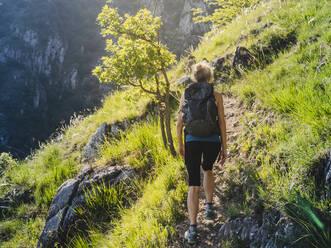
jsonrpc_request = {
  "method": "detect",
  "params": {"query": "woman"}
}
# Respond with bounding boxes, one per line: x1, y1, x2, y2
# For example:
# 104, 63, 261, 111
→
176, 61, 227, 245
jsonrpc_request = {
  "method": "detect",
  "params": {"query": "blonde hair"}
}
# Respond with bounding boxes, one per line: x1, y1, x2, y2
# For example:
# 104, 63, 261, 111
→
192, 62, 214, 83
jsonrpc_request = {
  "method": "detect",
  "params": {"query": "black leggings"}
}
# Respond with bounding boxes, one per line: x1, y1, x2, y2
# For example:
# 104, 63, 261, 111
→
184, 141, 221, 186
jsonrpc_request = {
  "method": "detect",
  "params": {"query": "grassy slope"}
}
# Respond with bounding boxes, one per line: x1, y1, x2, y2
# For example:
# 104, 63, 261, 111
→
73, 0, 330, 247
0, 0, 330, 247
0, 90, 150, 247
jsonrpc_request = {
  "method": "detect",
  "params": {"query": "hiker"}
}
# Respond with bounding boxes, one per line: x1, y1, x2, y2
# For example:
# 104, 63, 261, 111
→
176, 61, 227, 245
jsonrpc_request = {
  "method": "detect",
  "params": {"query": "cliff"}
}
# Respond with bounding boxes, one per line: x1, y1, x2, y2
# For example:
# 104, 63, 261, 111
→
0, 0, 210, 157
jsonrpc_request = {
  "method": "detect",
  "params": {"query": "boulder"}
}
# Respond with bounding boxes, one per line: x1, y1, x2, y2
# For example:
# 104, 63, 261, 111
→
175, 76, 194, 86
82, 122, 112, 163
219, 212, 307, 248
37, 165, 135, 248
184, 55, 196, 74
232, 46, 255, 72
211, 56, 231, 83
81, 109, 155, 164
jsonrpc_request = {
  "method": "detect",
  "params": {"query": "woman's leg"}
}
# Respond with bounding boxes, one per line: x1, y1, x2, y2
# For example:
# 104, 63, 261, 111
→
185, 141, 203, 225
202, 142, 221, 204
203, 170, 214, 204
187, 186, 200, 225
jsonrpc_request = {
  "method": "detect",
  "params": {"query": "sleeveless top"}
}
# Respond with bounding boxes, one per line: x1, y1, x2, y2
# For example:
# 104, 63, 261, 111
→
185, 133, 220, 143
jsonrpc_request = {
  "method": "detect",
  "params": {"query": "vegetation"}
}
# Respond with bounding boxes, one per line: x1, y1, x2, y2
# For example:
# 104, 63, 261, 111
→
94, 4, 177, 156
0, 0, 330, 247
190, 0, 331, 245
193, 0, 259, 28
0, 91, 150, 247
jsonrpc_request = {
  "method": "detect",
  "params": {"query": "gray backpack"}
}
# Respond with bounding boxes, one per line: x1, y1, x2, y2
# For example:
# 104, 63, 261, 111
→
182, 82, 219, 137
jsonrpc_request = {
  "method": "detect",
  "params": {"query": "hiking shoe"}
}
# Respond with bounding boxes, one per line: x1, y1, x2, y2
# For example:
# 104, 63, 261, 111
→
184, 229, 197, 245
205, 205, 216, 220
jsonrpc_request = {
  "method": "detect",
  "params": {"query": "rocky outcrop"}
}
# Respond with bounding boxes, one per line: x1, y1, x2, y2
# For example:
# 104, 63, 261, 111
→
175, 76, 195, 86
0, 0, 111, 158
82, 122, 112, 163
82, 107, 154, 163
232, 46, 255, 73
0, 0, 211, 158
211, 56, 232, 83
219, 212, 306, 248
37, 165, 135, 248
114, 0, 212, 56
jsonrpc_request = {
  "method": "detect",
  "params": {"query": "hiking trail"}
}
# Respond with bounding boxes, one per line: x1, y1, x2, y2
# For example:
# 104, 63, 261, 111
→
169, 94, 247, 247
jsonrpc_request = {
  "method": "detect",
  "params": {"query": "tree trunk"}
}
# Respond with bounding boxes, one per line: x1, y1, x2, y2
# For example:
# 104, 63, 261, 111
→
162, 69, 176, 157
158, 102, 168, 150
155, 75, 168, 150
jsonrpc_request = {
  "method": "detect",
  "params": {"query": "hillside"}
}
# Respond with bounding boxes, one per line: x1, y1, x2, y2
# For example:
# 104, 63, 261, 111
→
0, 0, 210, 158
0, 0, 330, 247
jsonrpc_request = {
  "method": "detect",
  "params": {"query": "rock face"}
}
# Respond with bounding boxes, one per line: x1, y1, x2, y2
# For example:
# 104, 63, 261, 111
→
0, 0, 211, 158
37, 165, 135, 248
112, 0, 211, 56
175, 76, 195, 87
82, 122, 112, 163
219, 212, 307, 248
0, 0, 112, 158
82, 108, 154, 163
232, 46, 255, 72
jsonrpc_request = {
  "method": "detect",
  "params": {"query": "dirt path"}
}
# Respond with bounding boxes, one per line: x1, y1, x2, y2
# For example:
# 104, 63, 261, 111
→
168, 94, 246, 248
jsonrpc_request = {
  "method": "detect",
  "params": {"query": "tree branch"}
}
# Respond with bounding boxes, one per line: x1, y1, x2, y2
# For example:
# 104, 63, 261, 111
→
139, 80, 158, 95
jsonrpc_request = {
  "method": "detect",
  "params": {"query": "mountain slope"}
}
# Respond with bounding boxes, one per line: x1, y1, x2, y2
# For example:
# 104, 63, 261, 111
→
0, 0, 330, 247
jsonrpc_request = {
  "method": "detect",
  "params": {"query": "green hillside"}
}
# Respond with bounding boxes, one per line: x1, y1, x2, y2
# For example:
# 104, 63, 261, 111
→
0, 0, 330, 247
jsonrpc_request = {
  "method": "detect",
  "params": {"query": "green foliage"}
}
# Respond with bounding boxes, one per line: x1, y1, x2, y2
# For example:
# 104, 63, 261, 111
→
285, 196, 331, 248
99, 121, 170, 172
94, 2, 177, 155
0, 217, 44, 248
93, 5, 176, 96
193, 0, 259, 27
0, 89, 150, 247
68, 121, 186, 248
67, 182, 132, 246
0, 153, 17, 177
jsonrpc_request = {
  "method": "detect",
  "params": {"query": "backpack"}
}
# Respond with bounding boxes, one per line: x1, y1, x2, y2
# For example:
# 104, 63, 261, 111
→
182, 82, 219, 137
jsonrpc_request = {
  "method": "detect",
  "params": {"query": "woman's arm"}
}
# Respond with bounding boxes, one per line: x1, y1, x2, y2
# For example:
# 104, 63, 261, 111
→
176, 94, 185, 157
216, 92, 227, 164
176, 111, 184, 157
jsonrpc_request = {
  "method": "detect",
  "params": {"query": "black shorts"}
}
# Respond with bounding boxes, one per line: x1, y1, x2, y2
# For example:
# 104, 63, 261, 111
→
184, 141, 221, 186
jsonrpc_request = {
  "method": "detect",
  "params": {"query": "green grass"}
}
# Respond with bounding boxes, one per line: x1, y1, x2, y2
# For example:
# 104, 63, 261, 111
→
0, 89, 151, 247
171, 0, 330, 245
67, 121, 187, 248
1, 0, 331, 246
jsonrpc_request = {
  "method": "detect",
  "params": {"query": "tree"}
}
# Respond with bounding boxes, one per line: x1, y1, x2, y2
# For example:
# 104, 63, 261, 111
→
193, 0, 259, 28
93, 2, 177, 156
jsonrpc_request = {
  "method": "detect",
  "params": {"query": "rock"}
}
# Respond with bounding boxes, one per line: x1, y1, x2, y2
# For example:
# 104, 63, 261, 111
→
211, 57, 226, 72
226, 53, 233, 60
0, 197, 12, 218
175, 76, 194, 86
317, 55, 328, 72
1, 0, 212, 158
211, 56, 232, 83
82, 122, 112, 163
185, 55, 196, 74
218, 211, 307, 248
232, 46, 255, 72
233, 121, 240, 128
81, 111, 154, 164
37, 165, 135, 248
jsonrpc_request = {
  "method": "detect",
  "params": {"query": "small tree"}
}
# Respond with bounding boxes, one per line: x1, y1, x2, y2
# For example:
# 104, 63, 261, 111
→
193, 0, 259, 28
93, 3, 177, 156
